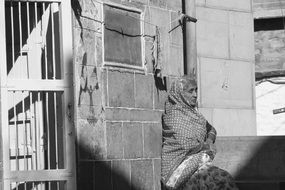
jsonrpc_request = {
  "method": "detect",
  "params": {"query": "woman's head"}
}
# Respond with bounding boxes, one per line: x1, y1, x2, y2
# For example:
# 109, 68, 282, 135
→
169, 76, 198, 108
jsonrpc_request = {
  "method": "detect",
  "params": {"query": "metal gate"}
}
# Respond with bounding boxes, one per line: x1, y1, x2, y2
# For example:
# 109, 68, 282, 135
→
0, 0, 76, 190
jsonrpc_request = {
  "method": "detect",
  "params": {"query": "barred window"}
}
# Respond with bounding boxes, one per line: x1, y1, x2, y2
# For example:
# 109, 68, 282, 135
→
103, 4, 143, 68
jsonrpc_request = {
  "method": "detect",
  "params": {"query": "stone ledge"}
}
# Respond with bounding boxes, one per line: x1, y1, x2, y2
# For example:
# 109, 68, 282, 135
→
105, 107, 163, 122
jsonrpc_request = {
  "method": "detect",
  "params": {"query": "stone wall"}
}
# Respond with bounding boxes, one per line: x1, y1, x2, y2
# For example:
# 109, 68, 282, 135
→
196, 0, 256, 136
72, 0, 184, 189
72, 0, 257, 189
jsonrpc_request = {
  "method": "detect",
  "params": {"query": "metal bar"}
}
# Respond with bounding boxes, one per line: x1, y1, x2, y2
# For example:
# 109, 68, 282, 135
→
10, 1, 15, 67
43, 2, 48, 80
7, 79, 70, 91
35, 92, 39, 171
13, 91, 19, 171
27, 2, 30, 35
22, 91, 28, 171
46, 92, 51, 190
18, 1, 23, 78
8, 170, 73, 182
0, 1, 11, 184
35, 1, 38, 39
26, 2, 30, 79
29, 92, 35, 170
51, 3, 56, 79
40, 92, 45, 171
35, 1, 38, 80
37, 91, 42, 170
4, 0, 62, 2
45, 93, 50, 168
54, 92, 59, 169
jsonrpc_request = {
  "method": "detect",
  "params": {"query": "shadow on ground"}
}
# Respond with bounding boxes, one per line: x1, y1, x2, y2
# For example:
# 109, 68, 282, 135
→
214, 136, 285, 190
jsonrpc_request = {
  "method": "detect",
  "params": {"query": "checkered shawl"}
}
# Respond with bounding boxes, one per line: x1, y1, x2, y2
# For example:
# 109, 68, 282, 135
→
161, 79, 216, 186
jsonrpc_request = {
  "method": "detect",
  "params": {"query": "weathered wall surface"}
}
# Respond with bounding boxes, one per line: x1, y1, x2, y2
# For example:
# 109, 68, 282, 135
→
196, 0, 256, 136
72, 0, 184, 189
253, 0, 285, 18
255, 30, 285, 75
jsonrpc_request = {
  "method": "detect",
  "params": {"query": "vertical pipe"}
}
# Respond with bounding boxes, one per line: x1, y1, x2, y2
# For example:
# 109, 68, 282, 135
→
185, 0, 197, 77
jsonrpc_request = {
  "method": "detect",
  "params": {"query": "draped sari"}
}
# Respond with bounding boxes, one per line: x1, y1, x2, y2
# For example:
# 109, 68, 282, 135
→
161, 77, 238, 190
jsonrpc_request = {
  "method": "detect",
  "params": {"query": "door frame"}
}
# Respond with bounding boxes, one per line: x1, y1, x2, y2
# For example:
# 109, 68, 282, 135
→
0, 0, 76, 189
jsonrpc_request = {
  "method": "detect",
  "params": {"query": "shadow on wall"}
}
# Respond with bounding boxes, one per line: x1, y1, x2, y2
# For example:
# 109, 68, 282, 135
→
214, 136, 285, 190
71, 1, 145, 189
77, 143, 143, 190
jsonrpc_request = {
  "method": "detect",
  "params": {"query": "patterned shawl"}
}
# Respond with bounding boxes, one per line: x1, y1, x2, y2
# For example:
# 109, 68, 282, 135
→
161, 77, 216, 184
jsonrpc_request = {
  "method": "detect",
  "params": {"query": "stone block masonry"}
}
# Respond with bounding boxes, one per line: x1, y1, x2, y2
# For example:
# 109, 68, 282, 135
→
72, 0, 256, 190
72, 0, 180, 188
102, 66, 166, 189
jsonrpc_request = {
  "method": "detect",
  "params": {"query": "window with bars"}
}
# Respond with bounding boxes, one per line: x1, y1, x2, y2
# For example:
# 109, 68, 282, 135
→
103, 4, 144, 69
5, 1, 62, 79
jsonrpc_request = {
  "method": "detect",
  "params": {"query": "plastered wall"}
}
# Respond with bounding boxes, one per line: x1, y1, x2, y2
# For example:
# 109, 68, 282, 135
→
196, 0, 257, 136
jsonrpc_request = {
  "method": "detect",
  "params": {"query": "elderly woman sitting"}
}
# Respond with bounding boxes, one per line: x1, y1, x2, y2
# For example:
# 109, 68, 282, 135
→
161, 76, 238, 190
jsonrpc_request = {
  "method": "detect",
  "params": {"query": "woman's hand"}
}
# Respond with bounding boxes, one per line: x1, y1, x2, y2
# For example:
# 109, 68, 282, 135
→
202, 140, 217, 160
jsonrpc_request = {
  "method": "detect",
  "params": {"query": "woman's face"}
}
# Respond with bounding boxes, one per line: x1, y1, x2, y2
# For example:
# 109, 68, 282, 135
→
181, 82, 198, 107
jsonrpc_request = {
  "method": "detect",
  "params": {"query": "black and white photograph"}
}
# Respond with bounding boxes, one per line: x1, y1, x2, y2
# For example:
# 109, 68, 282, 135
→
0, 0, 284, 189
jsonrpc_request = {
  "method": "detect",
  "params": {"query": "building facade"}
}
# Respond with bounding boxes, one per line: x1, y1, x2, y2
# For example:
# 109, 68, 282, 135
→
0, 0, 256, 189
253, 0, 285, 135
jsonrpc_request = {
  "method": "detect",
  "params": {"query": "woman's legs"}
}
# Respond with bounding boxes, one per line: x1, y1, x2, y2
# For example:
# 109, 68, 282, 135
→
182, 164, 239, 190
